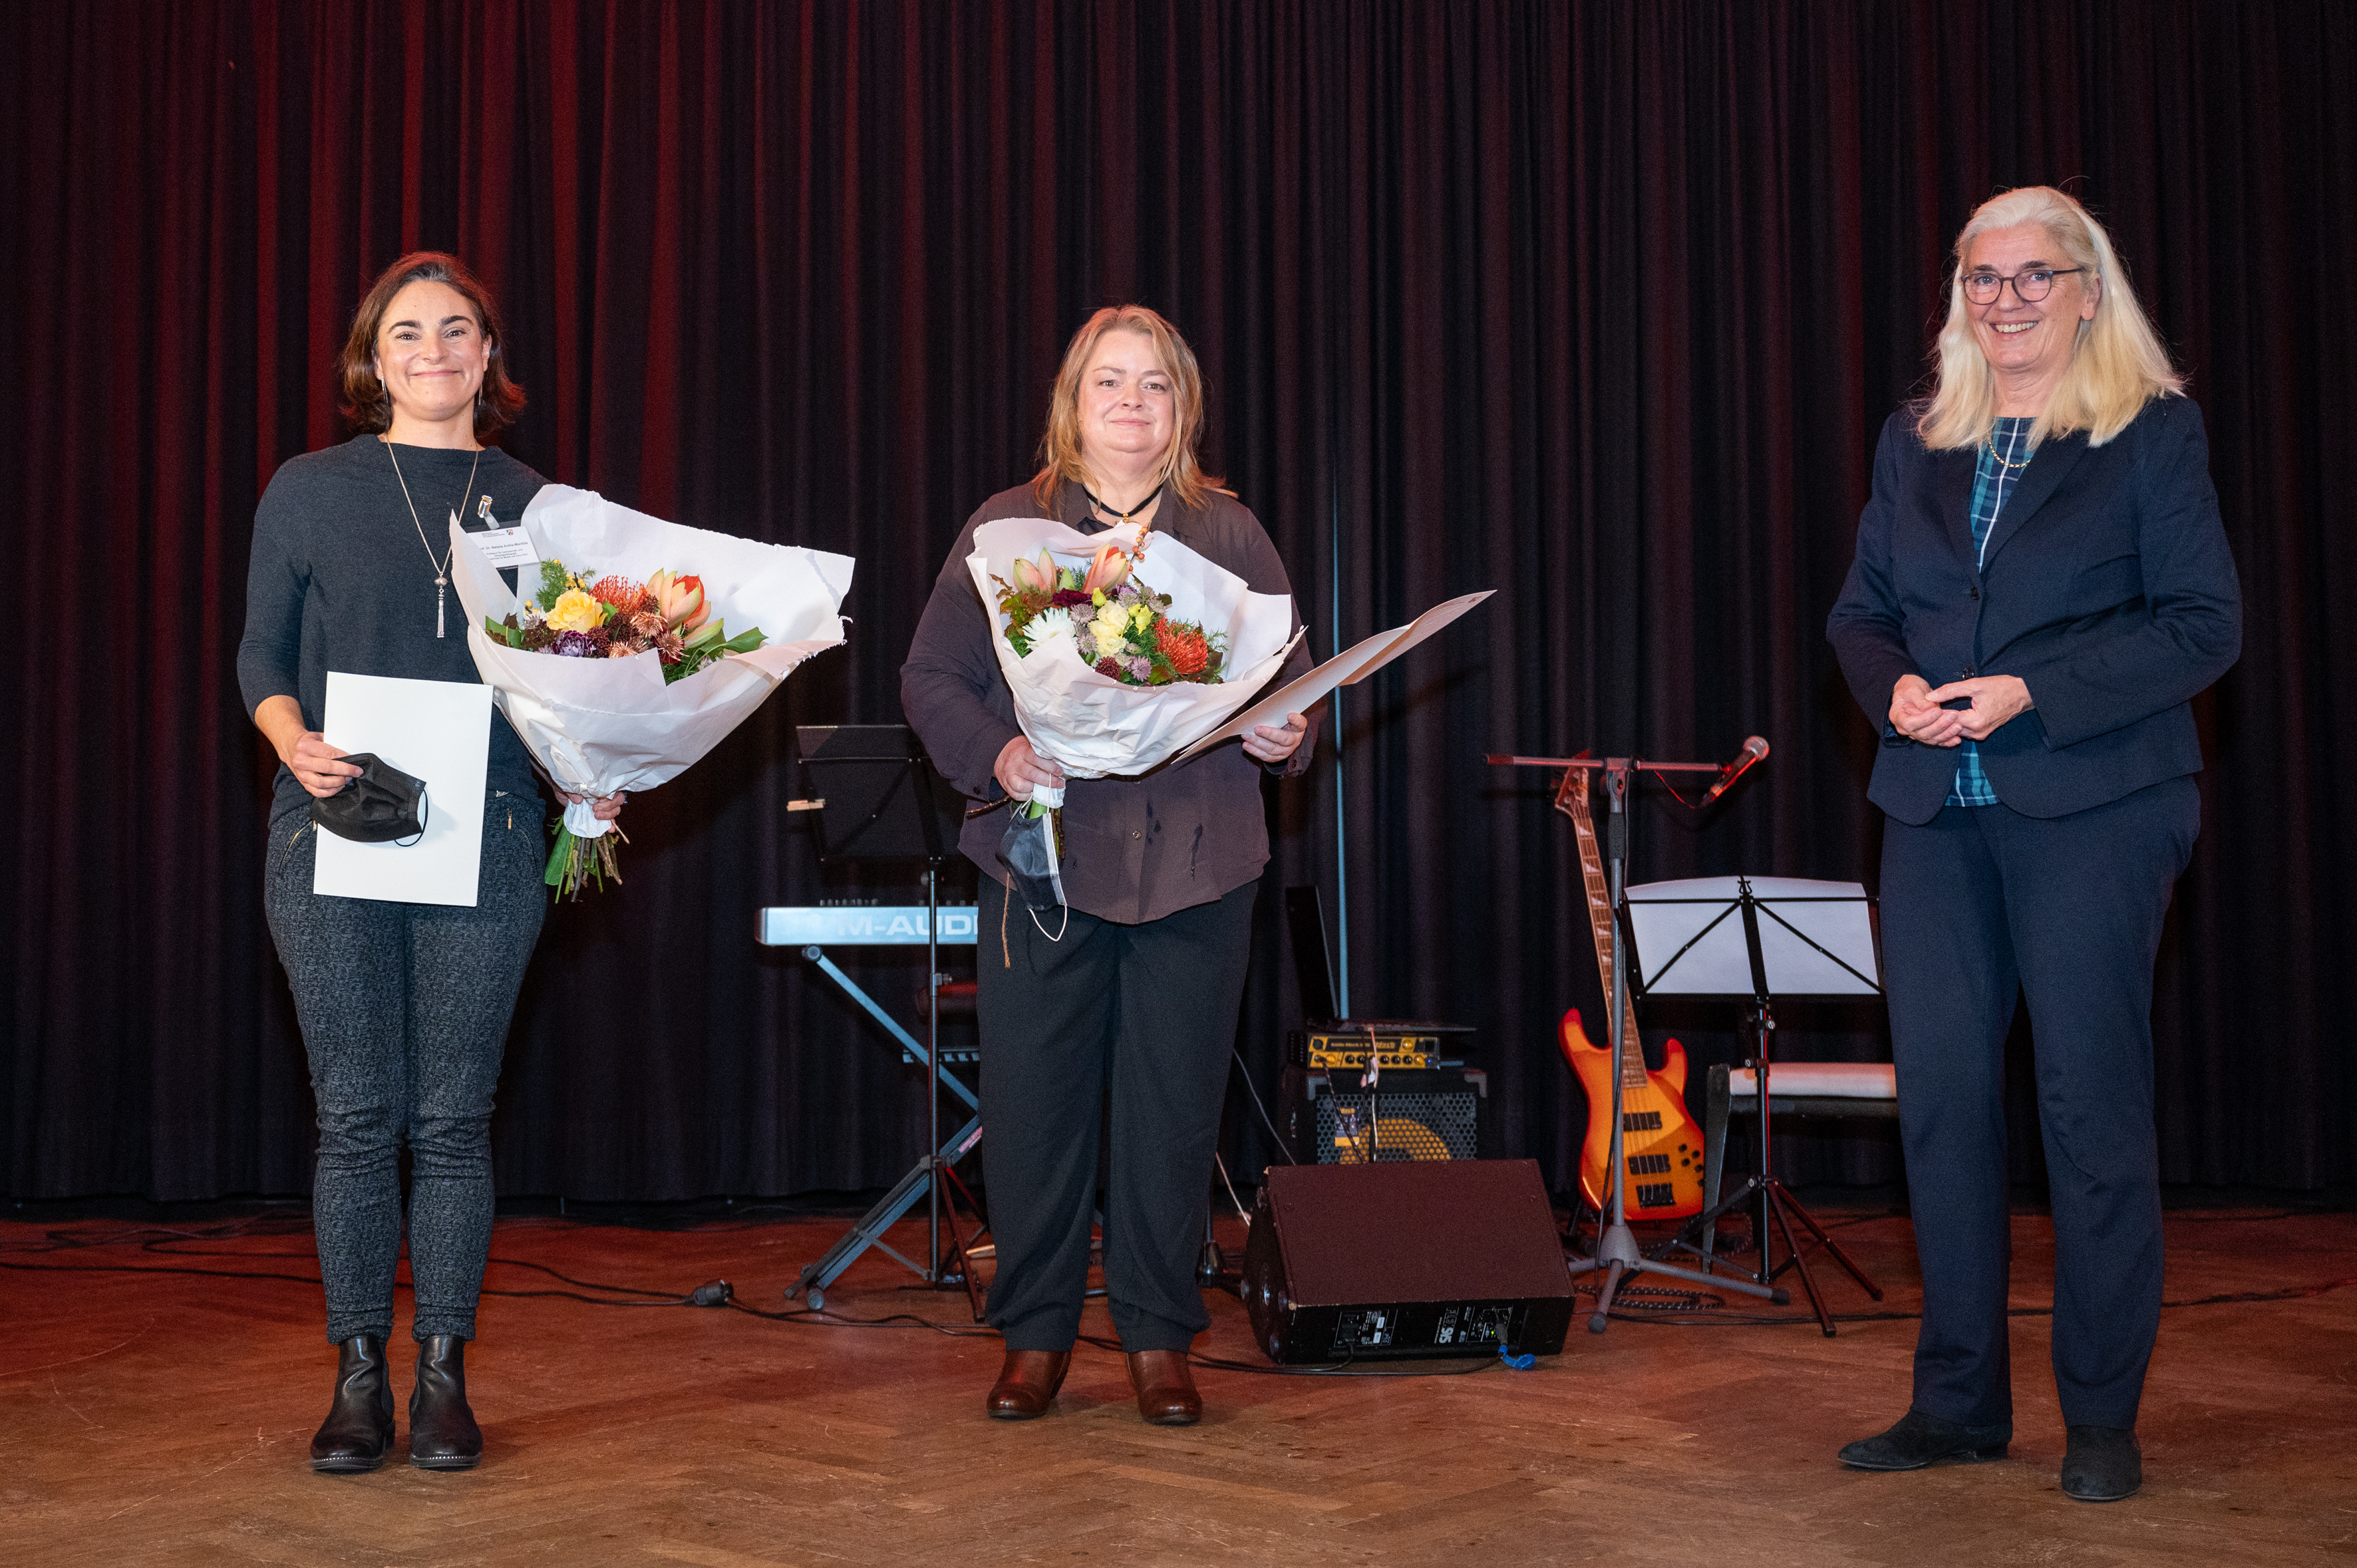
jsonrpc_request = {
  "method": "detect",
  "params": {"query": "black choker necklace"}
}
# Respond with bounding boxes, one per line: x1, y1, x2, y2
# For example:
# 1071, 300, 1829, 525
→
1084, 481, 1164, 525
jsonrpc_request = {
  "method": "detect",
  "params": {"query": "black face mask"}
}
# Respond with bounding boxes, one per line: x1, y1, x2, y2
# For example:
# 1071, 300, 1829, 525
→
311, 753, 429, 846
998, 806, 1066, 912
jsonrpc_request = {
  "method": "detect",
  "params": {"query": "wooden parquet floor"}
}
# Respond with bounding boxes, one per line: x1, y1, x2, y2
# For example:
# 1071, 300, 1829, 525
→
2, 1199, 2351, 1567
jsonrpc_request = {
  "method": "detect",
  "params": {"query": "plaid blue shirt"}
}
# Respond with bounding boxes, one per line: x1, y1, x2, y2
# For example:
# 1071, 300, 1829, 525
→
1950, 417, 2034, 806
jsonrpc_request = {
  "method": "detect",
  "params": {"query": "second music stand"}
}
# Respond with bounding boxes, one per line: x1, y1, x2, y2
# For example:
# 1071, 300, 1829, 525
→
1621, 874, 1886, 1334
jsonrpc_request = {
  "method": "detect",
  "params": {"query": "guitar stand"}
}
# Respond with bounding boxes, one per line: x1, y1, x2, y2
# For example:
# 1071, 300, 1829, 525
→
1671, 1001, 1883, 1336
1493, 754, 1787, 1333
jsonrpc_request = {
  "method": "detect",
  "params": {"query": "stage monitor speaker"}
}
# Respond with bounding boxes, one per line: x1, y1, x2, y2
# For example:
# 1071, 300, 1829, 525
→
1241, 1160, 1574, 1363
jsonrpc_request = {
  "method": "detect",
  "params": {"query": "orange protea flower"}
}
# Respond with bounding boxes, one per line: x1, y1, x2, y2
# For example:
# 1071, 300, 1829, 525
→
589, 575, 649, 617
1158, 622, 1211, 677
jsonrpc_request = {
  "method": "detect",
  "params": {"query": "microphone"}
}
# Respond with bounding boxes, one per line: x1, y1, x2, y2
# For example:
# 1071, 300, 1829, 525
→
1702, 736, 1770, 804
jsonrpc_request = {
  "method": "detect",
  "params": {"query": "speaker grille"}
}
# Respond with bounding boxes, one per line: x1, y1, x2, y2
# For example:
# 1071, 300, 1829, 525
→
1315, 1090, 1476, 1162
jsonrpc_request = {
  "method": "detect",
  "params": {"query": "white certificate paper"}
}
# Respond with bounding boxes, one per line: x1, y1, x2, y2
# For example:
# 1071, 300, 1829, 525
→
313, 673, 493, 907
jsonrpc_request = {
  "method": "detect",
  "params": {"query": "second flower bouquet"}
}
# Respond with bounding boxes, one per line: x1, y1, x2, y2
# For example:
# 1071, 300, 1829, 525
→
965, 514, 1299, 785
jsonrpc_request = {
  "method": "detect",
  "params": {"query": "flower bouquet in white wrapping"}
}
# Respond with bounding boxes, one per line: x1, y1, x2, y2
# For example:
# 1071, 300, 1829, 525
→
450, 484, 854, 897
965, 514, 1299, 911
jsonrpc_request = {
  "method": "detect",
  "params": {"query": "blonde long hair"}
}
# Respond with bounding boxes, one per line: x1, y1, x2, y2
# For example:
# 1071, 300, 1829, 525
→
1030, 305, 1229, 513
1919, 186, 2182, 450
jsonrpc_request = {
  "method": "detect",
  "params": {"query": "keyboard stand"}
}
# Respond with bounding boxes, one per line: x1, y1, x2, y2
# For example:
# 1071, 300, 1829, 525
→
774, 725, 986, 1313
786, 938, 983, 1311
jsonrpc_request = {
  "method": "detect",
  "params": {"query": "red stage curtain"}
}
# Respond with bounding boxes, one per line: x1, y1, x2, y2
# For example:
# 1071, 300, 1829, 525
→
1, 1, 2350, 1200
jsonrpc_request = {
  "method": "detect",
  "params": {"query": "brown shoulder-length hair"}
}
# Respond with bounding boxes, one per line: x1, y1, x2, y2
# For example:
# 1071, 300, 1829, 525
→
1030, 305, 1230, 513
337, 251, 526, 440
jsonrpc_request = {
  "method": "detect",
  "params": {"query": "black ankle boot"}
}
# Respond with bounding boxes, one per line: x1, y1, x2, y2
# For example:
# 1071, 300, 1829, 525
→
407, 1334, 483, 1470
309, 1334, 394, 1474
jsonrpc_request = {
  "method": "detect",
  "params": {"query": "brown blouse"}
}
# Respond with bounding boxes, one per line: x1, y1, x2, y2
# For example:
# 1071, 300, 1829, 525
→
900, 478, 1320, 925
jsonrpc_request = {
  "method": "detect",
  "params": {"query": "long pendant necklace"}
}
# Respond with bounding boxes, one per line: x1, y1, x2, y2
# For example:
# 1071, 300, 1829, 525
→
385, 439, 483, 637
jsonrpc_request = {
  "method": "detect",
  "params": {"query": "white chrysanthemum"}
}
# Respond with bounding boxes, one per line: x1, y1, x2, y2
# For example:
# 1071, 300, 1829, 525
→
1028, 606, 1074, 654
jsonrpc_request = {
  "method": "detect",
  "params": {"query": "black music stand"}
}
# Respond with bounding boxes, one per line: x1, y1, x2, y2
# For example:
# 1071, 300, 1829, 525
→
1622, 875, 1885, 1335
786, 725, 979, 1309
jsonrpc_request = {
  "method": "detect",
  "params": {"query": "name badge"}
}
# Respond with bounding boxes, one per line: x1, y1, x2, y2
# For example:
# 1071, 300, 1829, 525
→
469, 526, 542, 569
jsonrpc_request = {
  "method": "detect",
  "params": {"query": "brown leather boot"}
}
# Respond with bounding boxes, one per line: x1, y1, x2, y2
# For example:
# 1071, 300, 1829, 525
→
1125, 1349, 1201, 1426
987, 1349, 1072, 1420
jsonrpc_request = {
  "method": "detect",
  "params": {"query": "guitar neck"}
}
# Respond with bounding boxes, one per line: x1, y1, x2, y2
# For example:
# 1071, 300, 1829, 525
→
1555, 768, 1648, 1091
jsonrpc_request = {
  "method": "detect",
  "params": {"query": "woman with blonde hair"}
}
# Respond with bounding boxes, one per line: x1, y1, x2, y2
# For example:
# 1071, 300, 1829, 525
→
903, 305, 1315, 1425
1827, 187, 2239, 1500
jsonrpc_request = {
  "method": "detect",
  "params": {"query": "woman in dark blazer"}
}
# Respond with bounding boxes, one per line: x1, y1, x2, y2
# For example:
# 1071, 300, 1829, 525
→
1826, 186, 2239, 1502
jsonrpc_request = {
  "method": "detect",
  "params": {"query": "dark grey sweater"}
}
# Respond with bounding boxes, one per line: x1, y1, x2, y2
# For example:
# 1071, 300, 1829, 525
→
237, 434, 546, 821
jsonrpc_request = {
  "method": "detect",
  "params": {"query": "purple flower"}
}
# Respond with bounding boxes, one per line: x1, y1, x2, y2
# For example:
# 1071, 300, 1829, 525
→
553, 631, 597, 658
1127, 655, 1153, 681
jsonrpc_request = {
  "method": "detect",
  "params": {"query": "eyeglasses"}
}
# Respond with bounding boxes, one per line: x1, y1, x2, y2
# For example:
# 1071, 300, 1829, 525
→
1961, 266, 2085, 305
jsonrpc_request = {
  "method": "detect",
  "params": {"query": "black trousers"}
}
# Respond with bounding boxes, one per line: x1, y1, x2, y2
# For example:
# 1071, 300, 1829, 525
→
975, 875, 1257, 1353
1878, 776, 2199, 1430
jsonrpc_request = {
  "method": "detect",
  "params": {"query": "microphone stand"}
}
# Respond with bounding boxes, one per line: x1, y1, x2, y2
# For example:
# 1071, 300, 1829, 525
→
1487, 751, 1787, 1332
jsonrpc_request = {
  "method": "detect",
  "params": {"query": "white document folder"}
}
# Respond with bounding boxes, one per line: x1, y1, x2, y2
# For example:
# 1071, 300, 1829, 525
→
313, 673, 494, 907
1173, 589, 1495, 764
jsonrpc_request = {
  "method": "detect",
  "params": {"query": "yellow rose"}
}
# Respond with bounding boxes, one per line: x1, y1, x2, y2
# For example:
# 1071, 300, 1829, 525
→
545, 589, 605, 633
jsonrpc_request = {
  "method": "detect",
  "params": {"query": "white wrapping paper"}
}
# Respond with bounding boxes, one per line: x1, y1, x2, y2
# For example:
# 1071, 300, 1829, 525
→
450, 485, 854, 831
965, 516, 1302, 778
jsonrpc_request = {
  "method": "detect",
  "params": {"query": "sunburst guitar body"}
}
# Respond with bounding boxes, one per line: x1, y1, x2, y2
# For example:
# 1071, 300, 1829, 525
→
1554, 766, 1706, 1221
1559, 1007, 1706, 1219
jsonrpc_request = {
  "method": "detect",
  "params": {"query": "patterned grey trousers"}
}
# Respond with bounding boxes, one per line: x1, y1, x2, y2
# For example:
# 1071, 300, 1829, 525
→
263, 794, 546, 1344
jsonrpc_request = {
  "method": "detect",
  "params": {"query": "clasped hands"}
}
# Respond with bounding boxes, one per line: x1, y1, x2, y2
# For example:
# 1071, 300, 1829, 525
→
993, 712, 1311, 803
285, 732, 626, 821
1889, 673, 2033, 748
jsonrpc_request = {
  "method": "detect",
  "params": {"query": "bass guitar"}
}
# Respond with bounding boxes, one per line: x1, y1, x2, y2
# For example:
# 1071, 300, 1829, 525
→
1555, 766, 1707, 1220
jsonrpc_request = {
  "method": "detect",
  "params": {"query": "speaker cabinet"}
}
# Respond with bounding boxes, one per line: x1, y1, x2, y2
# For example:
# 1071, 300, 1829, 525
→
1241, 1160, 1575, 1362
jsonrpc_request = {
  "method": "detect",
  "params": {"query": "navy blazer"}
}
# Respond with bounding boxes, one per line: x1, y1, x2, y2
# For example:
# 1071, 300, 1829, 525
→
1827, 396, 2240, 825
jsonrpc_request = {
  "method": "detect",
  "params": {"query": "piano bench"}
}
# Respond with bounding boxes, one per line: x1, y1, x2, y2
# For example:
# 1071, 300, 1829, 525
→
1703, 1060, 1899, 1216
